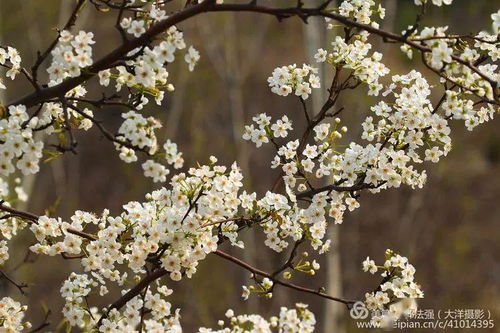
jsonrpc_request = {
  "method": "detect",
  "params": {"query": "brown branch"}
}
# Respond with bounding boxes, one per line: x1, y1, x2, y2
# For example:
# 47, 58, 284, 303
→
0, 270, 29, 295
198, 217, 248, 229
97, 268, 167, 326
67, 103, 150, 154
28, 309, 51, 333
214, 249, 356, 307
0, 203, 97, 241
271, 236, 304, 277
296, 182, 376, 199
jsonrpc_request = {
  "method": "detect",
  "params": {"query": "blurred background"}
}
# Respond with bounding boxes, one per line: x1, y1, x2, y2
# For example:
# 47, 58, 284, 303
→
1, 0, 499, 331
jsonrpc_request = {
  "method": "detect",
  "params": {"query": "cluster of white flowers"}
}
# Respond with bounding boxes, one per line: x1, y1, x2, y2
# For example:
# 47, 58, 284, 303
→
61, 272, 182, 331
361, 70, 451, 176
442, 91, 495, 131
22, 153, 339, 330
241, 121, 349, 249
119, 5, 200, 78
0, 297, 31, 332
492, 10, 500, 34
0, 240, 8, 265
199, 303, 315, 333
242, 113, 293, 147
414, 0, 453, 6
0, 178, 8, 199
259, 192, 332, 252
44, 101, 94, 131
116, 111, 184, 182
267, 64, 320, 99
120, 4, 167, 38
185, 46, 201, 72
475, 31, 500, 62
405, 26, 456, 69
337, 0, 384, 25
278, 304, 316, 333
142, 159, 169, 183
403, 12, 499, 105
118, 111, 161, 155
163, 139, 184, 169
25, 157, 257, 330
60, 273, 96, 327
243, 62, 493, 253
0, 105, 44, 177
107, 41, 174, 94
99, 288, 182, 332
362, 250, 423, 327
47, 30, 95, 86
316, 34, 389, 95
0, 204, 26, 241
0, 46, 21, 89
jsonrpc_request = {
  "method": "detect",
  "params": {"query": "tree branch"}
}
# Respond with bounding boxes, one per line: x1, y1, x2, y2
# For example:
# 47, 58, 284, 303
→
214, 249, 357, 307
10, 1, 497, 108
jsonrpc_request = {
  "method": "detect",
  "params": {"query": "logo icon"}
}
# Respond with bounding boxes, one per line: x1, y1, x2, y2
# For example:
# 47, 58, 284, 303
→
350, 301, 369, 320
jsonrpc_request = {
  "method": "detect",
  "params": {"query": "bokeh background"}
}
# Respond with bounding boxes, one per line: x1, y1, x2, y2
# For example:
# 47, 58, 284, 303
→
1, 0, 499, 331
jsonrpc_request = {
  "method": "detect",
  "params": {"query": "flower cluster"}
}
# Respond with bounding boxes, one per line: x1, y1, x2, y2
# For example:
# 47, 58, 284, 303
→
241, 67, 470, 250
317, 34, 389, 95
414, 0, 453, 6
142, 159, 169, 183
0, 105, 44, 177
442, 91, 495, 131
47, 30, 95, 86
26, 157, 253, 330
199, 303, 315, 333
0, 297, 31, 332
60, 273, 96, 327
0, 178, 7, 199
0, 240, 8, 265
61, 272, 182, 331
403, 14, 499, 103
493, 10, 500, 34
337, 0, 384, 25
0, 46, 21, 89
267, 64, 320, 99
163, 139, 184, 169
242, 113, 293, 147
362, 250, 423, 327
118, 111, 161, 155
115, 110, 184, 182
0, 204, 27, 241
360, 70, 451, 177
119, 5, 200, 82
44, 101, 94, 131
99, 287, 181, 332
